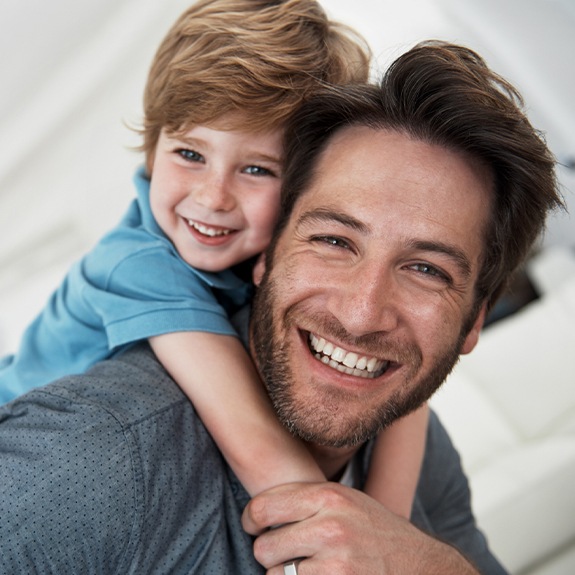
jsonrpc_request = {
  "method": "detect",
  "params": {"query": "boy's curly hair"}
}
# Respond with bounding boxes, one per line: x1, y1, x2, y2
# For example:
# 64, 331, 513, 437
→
139, 0, 371, 172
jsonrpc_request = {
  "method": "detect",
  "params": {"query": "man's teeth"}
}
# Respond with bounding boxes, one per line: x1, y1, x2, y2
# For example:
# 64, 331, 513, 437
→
308, 334, 388, 378
188, 220, 232, 237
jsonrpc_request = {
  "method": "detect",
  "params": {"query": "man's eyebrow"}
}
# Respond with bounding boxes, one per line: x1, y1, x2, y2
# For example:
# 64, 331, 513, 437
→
409, 240, 473, 278
296, 208, 370, 234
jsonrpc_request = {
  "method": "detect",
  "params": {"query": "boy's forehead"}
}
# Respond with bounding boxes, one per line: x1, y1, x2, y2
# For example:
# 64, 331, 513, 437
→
176, 112, 286, 137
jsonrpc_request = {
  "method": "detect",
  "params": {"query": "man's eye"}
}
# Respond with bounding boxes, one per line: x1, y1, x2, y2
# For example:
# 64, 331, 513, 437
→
312, 235, 351, 250
410, 263, 450, 282
244, 165, 275, 177
177, 149, 204, 163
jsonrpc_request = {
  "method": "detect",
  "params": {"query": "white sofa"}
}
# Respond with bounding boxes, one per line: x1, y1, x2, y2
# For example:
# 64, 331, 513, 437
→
431, 246, 575, 574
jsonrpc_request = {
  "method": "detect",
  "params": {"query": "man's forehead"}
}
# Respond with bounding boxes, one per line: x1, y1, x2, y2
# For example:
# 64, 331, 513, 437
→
284, 124, 492, 269
297, 124, 493, 212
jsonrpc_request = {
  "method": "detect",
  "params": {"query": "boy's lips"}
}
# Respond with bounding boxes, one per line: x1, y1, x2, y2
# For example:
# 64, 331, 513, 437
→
187, 218, 237, 237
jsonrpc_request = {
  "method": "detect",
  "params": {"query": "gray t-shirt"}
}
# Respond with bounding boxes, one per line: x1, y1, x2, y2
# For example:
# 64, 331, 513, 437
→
0, 343, 507, 574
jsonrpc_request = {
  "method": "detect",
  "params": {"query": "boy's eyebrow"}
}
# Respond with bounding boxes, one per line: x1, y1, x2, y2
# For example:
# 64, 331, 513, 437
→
167, 134, 204, 146
296, 208, 472, 277
238, 142, 284, 165
247, 151, 283, 165
169, 134, 214, 151
170, 134, 282, 165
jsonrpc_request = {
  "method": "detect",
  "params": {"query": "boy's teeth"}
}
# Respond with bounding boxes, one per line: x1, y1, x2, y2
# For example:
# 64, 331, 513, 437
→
188, 220, 231, 237
308, 334, 387, 378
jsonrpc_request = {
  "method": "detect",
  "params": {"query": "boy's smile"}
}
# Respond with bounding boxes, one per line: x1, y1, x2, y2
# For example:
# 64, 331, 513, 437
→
187, 219, 234, 240
149, 120, 284, 272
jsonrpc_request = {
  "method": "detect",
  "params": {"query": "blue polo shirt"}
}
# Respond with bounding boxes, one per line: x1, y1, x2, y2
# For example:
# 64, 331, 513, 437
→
0, 168, 251, 404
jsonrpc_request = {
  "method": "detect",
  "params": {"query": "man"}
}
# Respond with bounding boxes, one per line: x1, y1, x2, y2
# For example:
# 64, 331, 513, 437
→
0, 42, 561, 574
240, 42, 561, 574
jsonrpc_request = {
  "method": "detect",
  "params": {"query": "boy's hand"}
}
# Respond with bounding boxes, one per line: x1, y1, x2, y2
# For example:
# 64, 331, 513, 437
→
242, 481, 479, 574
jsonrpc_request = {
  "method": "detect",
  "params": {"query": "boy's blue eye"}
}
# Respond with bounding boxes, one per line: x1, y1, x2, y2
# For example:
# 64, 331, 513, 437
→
177, 149, 204, 163
244, 165, 274, 177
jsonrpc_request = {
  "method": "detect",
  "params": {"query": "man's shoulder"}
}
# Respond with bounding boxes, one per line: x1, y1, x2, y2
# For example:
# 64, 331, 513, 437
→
41, 343, 188, 424
0, 344, 176, 571
0, 344, 259, 573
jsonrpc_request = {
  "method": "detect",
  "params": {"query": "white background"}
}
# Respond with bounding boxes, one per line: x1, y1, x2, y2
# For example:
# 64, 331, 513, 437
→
0, 0, 573, 353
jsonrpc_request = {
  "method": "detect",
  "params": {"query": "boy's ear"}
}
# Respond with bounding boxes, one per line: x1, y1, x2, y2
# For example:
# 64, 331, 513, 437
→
252, 253, 267, 286
460, 303, 487, 355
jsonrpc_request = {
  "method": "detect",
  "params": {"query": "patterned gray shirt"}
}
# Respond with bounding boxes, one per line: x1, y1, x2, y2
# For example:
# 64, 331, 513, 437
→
0, 343, 507, 574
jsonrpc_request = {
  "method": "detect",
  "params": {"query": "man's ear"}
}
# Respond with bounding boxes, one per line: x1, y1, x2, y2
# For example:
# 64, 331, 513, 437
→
252, 253, 267, 286
460, 303, 487, 355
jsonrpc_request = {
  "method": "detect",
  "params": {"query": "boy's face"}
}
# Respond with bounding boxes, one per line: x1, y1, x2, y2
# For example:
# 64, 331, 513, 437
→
149, 121, 283, 272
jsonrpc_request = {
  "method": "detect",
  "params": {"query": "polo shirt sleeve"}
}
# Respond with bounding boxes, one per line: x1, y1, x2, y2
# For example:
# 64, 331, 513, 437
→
79, 244, 239, 350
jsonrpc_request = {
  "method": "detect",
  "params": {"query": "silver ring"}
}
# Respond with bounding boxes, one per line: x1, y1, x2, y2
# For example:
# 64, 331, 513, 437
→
283, 560, 299, 575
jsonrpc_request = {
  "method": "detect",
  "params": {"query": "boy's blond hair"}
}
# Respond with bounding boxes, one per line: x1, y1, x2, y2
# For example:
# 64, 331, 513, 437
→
140, 0, 371, 171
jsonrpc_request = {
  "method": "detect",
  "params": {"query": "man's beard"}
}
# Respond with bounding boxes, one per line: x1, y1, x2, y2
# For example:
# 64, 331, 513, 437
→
251, 267, 471, 449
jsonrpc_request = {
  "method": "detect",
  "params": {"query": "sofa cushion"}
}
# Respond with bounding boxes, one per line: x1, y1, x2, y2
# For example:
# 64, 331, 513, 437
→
454, 275, 575, 440
469, 436, 575, 574
430, 371, 519, 473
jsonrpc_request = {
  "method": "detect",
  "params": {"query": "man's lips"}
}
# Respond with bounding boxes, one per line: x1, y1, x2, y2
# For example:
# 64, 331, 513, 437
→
308, 332, 389, 379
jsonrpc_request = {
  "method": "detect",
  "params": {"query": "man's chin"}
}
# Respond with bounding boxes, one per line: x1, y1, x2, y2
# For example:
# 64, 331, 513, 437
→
276, 391, 386, 448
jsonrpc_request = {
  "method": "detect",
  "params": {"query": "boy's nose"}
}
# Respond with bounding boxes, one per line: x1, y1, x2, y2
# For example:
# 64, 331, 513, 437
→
193, 173, 236, 211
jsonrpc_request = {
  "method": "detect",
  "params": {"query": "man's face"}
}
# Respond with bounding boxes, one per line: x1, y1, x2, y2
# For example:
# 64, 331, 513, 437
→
251, 126, 491, 448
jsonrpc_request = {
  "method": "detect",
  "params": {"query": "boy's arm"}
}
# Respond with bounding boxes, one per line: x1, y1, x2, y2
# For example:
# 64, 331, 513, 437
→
149, 331, 325, 496
363, 403, 429, 517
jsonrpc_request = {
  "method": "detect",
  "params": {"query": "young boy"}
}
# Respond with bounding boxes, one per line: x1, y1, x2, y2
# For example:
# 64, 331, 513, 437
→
0, 0, 427, 518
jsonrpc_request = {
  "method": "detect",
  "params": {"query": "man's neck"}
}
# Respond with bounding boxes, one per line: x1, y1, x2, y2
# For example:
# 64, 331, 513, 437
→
307, 443, 361, 481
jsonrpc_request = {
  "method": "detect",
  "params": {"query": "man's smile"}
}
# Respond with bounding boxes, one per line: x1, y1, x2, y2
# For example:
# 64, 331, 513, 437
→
307, 332, 389, 378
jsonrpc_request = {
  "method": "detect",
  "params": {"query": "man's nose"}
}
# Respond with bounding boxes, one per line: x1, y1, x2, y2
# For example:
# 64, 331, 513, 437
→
193, 171, 236, 211
328, 263, 400, 336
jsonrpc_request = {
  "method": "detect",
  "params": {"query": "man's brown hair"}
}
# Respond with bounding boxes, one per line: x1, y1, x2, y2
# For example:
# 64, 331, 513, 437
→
278, 41, 564, 313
